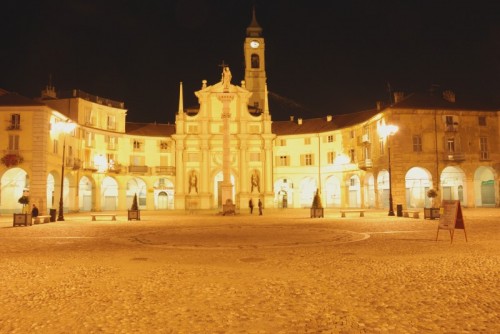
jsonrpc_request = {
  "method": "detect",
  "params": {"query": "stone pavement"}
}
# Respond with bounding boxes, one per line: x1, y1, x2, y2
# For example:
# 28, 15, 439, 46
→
0, 208, 498, 333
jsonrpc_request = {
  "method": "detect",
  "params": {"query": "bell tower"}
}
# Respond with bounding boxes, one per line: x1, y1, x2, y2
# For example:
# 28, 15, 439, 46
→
244, 7, 266, 113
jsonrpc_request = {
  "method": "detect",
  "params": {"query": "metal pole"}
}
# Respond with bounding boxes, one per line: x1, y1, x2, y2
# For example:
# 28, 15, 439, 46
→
57, 135, 66, 221
388, 144, 395, 216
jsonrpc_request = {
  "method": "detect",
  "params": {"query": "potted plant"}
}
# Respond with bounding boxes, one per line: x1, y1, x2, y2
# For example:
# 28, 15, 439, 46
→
13, 195, 32, 226
424, 188, 440, 219
128, 193, 141, 221
310, 189, 324, 218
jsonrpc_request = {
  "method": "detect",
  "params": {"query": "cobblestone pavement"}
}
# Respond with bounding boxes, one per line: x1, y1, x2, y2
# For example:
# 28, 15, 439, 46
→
0, 208, 499, 333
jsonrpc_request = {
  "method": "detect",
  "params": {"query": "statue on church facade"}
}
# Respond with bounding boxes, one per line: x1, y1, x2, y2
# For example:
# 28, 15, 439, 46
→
189, 170, 198, 194
251, 170, 260, 193
222, 66, 232, 90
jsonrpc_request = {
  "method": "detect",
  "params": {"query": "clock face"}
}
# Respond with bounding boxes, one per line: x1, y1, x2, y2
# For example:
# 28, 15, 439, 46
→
250, 40, 260, 48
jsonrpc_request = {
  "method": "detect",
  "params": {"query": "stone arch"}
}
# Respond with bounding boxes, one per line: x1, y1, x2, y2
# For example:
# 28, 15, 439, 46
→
441, 166, 467, 207
274, 178, 293, 208
153, 177, 174, 210
324, 175, 341, 208
347, 175, 361, 208
473, 166, 496, 207
377, 170, 389, 208
299, 177, 317, 208
101, 176, 118, 211
127, 177, 147, 210
78, 176, 94, 212
364, 173, 375, 208
405, 167, 433, 208
0, 167, 28, 213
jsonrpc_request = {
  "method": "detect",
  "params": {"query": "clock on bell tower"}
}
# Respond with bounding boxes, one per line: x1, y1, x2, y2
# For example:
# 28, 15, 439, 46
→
244, 7, 267, 113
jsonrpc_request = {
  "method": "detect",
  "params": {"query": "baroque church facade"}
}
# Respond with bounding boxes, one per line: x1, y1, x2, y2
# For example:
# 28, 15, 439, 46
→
0, 12, 499, 215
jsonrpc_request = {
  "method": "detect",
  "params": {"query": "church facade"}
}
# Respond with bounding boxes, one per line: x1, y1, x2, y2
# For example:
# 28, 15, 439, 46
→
0, 12, 499, 215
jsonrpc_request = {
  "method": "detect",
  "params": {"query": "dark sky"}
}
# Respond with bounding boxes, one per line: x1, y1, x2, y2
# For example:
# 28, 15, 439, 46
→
1, 0, 500, 123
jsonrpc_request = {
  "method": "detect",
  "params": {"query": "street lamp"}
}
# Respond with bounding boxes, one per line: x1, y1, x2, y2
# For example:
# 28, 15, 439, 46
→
54, 120, 76, 221
383, 124, 399, 216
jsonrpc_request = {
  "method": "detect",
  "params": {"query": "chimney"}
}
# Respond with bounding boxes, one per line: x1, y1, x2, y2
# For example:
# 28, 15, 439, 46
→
376, 101, 382, 110
442, 90, 456, 103
297, 118, 303, 125
40, 85, 57, 100
289, 116, 294, 121
393, 92, 404, 103
326, 115, 332, 122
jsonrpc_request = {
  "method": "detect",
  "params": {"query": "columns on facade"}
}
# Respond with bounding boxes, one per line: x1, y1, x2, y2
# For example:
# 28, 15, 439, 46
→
217, 92, 235, 208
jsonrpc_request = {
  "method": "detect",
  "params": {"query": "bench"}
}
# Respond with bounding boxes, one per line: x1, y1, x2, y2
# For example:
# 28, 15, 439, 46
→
340, 209, 365, 217
403, 209, 421, 218
33, 215, 51, 224
91, 213, 117, 221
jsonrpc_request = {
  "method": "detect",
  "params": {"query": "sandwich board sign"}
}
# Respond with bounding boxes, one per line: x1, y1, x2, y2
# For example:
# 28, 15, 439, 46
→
435, 200, 467, 243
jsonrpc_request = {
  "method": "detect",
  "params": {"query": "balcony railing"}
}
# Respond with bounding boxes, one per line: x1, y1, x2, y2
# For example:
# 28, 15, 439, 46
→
129, 165, 148, 173
358, 159, 373, 170
155, 166, 176, 175
7, 124, 20, 130
66, 157, 81, 170
443, 152, 465, 161
82, 162, 97, 171
445, 124, 458, 132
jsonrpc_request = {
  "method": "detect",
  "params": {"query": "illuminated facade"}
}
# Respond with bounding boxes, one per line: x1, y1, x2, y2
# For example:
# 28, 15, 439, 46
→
0, 13, 499, 214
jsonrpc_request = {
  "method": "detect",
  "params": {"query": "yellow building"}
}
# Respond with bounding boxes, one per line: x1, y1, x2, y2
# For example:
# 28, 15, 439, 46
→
0, 12, 498, 215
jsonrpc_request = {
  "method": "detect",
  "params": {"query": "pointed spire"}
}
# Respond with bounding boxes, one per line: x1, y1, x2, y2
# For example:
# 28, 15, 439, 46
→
246, 5, 262, 37
178, 82, 184, 115
264, 83, 269, 114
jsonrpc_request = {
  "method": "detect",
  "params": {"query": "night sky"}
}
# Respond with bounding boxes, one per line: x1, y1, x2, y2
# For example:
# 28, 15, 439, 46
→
1, 0, 500, 123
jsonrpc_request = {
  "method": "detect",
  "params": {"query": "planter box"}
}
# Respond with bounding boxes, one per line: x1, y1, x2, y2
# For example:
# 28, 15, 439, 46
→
13, 213, 32, 226
424, 208, 440, 220
128, 210, 141, 221
310, 207, 324, 218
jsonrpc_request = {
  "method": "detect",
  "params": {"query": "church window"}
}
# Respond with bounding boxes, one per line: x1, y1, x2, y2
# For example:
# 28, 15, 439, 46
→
251, 54, 260, 68
159, 141, 169, 150
304, 138, 311, 145
349, 149, 355, 162
478, 116, 486, 126
327, 135, 334, 143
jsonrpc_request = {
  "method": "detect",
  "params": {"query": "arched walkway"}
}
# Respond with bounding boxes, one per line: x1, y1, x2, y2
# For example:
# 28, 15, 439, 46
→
274, 178, 293, 208
441, 166, 466, 207
0, 167, 28, 213
154, 177, 174, 210
324, 176, 341, 208
127, 178, 147, 210
474, 166, 496, 207
299, 177, 317, 208
405, 167, 433, 208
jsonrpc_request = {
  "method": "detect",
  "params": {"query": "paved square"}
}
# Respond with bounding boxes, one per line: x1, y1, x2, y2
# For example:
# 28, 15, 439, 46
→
0, 208, 498, 333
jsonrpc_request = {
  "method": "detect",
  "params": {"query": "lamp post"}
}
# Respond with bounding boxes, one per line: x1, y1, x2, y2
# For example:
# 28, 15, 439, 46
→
56, 121, 76, 221
385, 124, 399, 216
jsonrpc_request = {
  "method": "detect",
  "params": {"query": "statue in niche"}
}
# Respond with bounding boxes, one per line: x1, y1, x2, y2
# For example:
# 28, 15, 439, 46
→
251, 170, 260, 193
189, 171, 198, 194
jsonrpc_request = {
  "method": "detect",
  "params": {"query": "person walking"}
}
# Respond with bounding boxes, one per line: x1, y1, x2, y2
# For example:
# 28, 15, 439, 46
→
249, 199, 254, 214
258, 199, 263, 216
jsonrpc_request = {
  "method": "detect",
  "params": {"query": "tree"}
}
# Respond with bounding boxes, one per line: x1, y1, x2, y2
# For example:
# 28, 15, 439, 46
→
18, 195, 29, 213
131, 193, 139, 211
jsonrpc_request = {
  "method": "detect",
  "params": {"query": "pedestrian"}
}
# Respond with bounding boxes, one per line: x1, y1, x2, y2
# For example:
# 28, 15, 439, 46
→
249, 199, 254, 214
31, 204, 39, 218
258, 199, 263, 216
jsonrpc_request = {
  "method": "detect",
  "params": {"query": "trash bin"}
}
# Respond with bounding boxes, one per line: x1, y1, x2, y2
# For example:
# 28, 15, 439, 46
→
49, 209, 57, 222
396, 204, 403, 217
